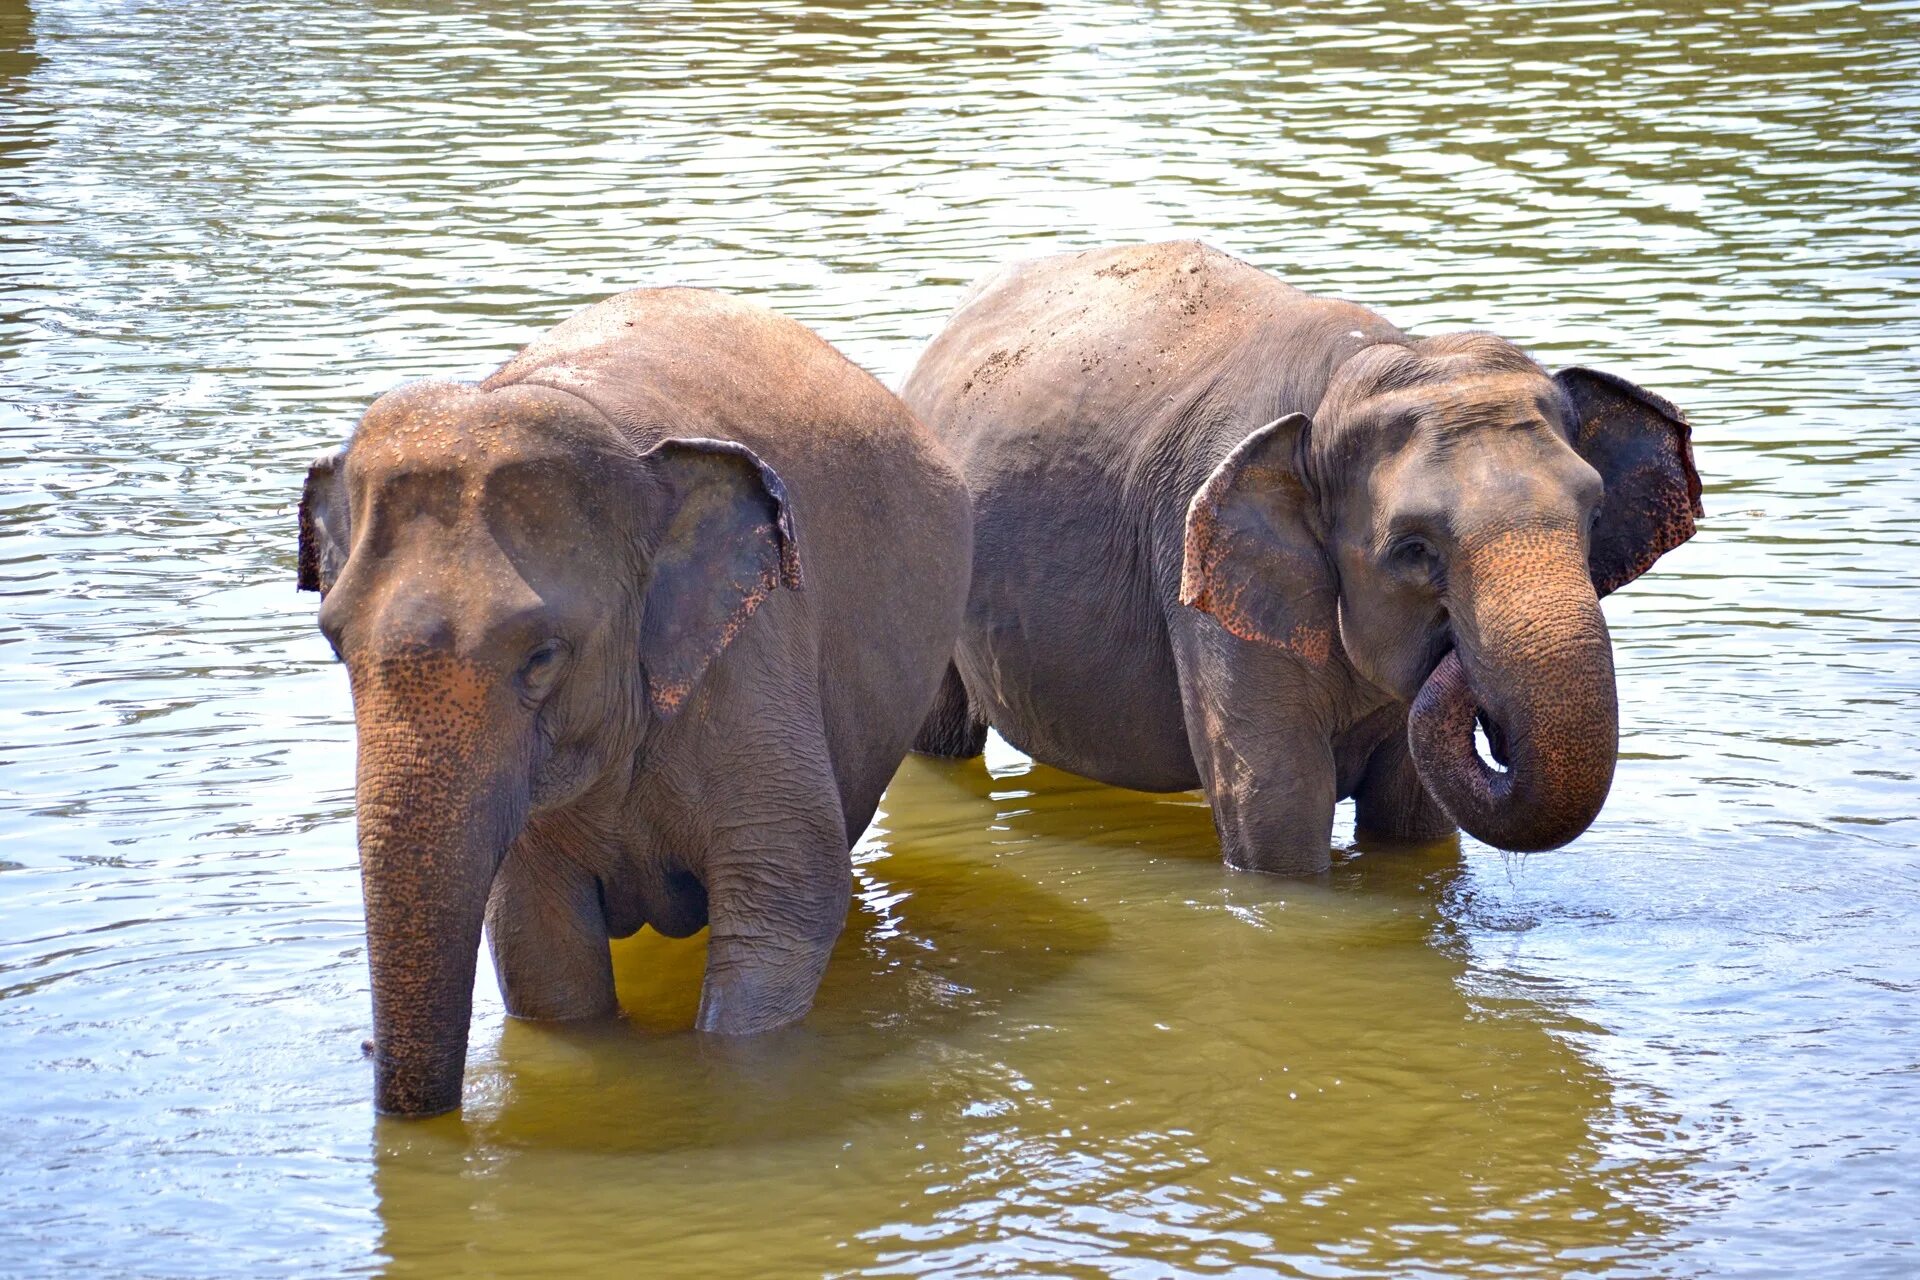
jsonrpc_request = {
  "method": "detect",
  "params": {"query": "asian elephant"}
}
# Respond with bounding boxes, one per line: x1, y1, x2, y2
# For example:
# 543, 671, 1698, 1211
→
299, 288, 971, 1116
907, 241, 1701, 874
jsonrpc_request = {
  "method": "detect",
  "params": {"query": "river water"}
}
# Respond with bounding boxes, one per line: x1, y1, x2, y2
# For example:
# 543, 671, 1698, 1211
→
2, 0, 1917, 1275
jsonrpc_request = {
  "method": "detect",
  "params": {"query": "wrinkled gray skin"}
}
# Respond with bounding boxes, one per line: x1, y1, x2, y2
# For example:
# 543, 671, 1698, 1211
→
909, 242, 1700, 873
299, 288, 970, 1117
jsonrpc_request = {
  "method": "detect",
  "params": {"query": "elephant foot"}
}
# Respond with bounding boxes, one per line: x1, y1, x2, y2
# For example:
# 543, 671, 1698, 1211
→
696, 944, 836, 1035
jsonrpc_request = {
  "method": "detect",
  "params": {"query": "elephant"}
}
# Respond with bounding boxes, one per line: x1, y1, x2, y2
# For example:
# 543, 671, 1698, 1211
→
298, 287, 971, 1116
906, 241, 1701, 874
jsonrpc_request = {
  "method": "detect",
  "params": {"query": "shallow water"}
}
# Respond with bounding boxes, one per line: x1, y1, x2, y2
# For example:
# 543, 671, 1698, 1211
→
3, 0, 1918, 1275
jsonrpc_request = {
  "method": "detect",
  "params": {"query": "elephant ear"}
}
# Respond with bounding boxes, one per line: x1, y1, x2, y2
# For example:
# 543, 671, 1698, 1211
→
1179, 413, 1337, 666
1556, 367, 1704, 597
297, 445, 351, 595
639, 437, 803, 718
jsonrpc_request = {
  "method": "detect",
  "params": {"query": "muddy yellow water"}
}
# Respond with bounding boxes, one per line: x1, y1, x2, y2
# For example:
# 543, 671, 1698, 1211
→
378, 758, 1687, 1276
3, 0, 1918, 1276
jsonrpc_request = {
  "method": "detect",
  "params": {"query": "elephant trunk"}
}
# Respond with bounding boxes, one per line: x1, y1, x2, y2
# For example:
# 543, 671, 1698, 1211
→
350, 653, 524, 1117
1408, 528, 1618, 852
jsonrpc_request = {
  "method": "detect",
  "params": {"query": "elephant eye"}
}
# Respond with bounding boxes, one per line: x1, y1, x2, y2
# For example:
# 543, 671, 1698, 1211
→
517, 641, 569, 697
1388, 535, 1437, 569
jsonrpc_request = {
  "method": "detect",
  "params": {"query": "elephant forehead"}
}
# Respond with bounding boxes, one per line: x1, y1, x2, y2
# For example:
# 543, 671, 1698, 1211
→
1424, 374, 1564, 432
346, 398, 627, 550
352, 380, 613, 474
1356, 372, 1558, 438
1337, 384, 1567, 496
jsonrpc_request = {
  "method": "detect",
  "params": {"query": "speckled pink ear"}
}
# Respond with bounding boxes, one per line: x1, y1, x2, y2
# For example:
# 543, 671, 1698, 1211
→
1179, 413, 1338, 666
638, 437, 803, 718
1556, 368, 1704, 597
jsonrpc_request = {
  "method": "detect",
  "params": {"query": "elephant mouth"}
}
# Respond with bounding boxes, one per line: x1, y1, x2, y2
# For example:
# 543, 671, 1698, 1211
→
1421, 647, 1513, 774
1409, 651, 1514, 831
1409, 643, 1618, 854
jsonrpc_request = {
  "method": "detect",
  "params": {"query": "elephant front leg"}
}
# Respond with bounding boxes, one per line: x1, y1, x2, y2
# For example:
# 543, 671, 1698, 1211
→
1198, 725, 1340, 875
485, 848, 617, 1022
1172, 625, 1340, 875
695, 820, 851, 1036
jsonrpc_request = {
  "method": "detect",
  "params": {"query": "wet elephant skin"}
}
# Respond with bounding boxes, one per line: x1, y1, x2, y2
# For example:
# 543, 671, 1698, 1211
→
907, 241, 1701, 873
299, 288, 971, 1116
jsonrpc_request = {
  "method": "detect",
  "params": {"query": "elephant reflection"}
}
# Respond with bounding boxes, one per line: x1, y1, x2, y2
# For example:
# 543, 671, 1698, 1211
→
368, 756, 1694, 1275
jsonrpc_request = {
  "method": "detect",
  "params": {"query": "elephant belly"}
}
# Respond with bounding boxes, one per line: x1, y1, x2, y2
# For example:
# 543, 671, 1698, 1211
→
958, 604, 1200, 794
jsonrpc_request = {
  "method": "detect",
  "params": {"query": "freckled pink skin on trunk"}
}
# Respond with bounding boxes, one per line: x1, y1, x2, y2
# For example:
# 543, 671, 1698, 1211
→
351, 650, 521, 1118
1408, 527, 1619, 853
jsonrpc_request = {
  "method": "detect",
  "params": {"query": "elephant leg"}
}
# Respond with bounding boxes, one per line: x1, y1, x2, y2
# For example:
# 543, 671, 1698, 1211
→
694, 794, 851, 1035
485, 846, 616, 1022
1197, 724, 1339, 875
912, 660, 987, 758
1171, 623, 1339, 875
1353, 721, 1456, 843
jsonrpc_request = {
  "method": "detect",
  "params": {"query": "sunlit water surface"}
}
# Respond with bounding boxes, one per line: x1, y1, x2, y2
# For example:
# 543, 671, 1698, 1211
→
3, 0, 1918, 1275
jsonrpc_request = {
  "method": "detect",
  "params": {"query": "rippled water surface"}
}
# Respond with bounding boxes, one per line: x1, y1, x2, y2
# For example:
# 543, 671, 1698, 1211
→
4, 0, 1919, 1275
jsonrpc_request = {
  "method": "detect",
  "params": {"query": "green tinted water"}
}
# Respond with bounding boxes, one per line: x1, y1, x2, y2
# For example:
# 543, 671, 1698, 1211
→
3, 1, 1918, 1275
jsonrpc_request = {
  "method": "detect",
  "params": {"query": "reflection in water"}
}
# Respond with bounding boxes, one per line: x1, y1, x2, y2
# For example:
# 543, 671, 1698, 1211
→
2, 0, 1917, 1275
0, 0, 37, 359
368, 757, 1690, 1276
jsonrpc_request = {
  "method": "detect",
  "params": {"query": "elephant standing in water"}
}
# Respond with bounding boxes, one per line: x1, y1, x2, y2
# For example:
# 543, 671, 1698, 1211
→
299, 289, 971, 1116
909, 241, 1700, 873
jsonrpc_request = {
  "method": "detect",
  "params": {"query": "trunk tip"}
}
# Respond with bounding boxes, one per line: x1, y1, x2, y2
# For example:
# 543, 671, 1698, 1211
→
374, 1087, 464, 1120
372, 1050, 467, 1118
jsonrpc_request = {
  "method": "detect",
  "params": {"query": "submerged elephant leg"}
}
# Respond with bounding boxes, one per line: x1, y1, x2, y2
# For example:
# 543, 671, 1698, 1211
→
485, 836, 616, 1022
912, 660, 987, 759
1352, 716, 1456, 843
695, 816, 851, 1036
1171, 625, 1340, 875
1198, 724, 1339, 875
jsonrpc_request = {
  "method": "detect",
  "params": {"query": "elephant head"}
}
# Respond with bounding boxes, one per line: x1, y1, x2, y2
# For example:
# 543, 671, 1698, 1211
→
298, 380, 800, 1116
1182, 334, 1700, 852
